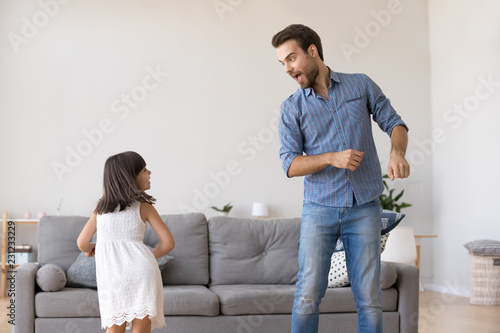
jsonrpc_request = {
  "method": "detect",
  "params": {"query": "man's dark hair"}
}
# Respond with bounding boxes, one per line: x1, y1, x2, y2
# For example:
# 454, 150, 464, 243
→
271, 24, 324, 61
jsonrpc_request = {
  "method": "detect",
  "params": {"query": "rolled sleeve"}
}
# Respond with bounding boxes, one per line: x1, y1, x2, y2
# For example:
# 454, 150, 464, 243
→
364, 74, 409, 137
279, 100, 303, 177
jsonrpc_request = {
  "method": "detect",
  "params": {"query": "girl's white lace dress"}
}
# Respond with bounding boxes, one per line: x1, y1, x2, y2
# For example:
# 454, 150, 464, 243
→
95, 201, 165, 330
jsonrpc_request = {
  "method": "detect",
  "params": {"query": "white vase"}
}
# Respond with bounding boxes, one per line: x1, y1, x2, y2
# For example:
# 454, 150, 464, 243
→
219, 212, 228, 217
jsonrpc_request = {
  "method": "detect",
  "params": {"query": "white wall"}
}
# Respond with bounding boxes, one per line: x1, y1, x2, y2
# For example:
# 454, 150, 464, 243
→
428, 0, 500, 296
0, 0, 432, 276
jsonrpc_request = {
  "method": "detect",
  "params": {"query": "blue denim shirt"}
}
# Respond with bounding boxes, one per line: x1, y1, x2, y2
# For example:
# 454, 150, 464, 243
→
279, 70, 408, 207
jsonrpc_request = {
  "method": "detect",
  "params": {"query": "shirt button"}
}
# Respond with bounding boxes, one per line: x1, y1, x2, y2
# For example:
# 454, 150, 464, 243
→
338, 127, 341, 130
343, 142, 346, 146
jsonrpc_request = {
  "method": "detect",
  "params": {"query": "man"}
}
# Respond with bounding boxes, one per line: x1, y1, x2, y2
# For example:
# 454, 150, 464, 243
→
271, 24, 410, 333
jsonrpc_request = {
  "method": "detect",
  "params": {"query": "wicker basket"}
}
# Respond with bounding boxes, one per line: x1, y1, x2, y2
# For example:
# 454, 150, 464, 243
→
469, 254, 500, 305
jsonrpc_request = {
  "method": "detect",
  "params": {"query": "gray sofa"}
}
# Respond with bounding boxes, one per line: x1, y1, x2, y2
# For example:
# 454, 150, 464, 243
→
15, 213, 419, 333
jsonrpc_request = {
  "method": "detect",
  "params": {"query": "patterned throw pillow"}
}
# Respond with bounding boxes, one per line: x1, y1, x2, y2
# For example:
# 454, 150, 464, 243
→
67, 234, 173, 288
328, 234, 389, 288
333, 209, 405, 252
67, 251, 98, 288
67, 234, 98, 288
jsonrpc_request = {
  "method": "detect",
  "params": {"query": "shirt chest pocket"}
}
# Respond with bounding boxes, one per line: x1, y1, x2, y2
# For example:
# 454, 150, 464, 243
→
345, 96, 370, 122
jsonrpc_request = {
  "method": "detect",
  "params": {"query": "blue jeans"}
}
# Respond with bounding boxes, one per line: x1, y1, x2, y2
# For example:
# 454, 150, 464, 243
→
292, 199, 382, 333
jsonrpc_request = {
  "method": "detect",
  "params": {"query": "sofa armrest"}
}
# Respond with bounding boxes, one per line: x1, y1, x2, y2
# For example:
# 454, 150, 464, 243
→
392, 262, 419, 333
13, 262, 39, 333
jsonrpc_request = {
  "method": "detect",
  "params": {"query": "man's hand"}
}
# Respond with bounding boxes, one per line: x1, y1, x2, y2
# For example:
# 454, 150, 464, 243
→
329, 149, 364, 171
287, 149, 364, 177
388, 125, 410, 180
387, 154, 410, 180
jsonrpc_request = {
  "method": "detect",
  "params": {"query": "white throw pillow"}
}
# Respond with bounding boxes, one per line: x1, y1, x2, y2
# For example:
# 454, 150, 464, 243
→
328, 234, 389, 288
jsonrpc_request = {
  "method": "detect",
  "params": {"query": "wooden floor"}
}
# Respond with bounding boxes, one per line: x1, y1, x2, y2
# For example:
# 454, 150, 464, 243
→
418, 291, 500, 333
0, 291, 499, 332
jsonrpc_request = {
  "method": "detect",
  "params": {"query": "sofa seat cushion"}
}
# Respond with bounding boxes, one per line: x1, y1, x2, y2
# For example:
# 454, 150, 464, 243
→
320, 287, 398, 313
210, 284, 296, 315
210, 284, 399, 315
35, 288, 101, 317
35, 286, 219, 318
163, 285, 219, 316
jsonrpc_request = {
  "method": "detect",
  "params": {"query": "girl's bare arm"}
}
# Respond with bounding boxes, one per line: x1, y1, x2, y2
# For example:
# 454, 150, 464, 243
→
141, 203, 175, 258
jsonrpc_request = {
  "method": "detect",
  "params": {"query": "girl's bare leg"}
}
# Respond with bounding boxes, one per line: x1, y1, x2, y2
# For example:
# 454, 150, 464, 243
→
106, 322, 126, 333
131, 317, 152, 333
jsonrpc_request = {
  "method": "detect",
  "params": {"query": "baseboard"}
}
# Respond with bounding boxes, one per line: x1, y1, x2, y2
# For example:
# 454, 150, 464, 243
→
422, 282, 470, 298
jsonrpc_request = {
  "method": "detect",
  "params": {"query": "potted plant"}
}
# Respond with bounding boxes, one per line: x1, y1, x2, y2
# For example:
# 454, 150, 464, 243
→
210, 202, 233, 216
379, 174, 412, 213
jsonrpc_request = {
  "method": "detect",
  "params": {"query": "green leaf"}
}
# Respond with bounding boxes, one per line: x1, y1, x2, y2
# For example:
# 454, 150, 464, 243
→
383, 180, 389, 191
379, 173, 411, 211
394, 189, 405, 202
398, 203, 412, 209
222, 203, 233, 212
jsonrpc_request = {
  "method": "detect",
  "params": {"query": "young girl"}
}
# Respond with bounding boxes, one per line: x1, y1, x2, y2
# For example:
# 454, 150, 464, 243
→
77, 151, 175, 333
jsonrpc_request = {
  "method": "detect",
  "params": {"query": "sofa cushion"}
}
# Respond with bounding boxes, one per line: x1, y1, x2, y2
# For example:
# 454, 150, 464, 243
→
66, 234, 98, 289
320, 287, 398, 313
328, 251, 349, 288
328, 234, 390, 288
380, 210, 406, 234
35, 286, 219, 317
208, 217, 301, 285
35, 287, 101, 317
152, 213, 209, 285
209, 284, 398, 315
164, 285, 219, 316
38, 216, 89, 271
66, 252, 97, 288
333, 210, 405, 252
36, 264, 67, 292
210, 284, 295, 315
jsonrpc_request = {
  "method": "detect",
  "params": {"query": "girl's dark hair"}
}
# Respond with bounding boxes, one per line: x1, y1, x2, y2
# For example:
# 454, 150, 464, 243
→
271, 24, 324, 61
94, 151, 155, 215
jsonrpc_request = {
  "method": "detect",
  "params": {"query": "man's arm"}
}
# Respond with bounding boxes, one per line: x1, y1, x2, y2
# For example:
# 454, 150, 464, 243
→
387, 125, 410, 180
287, 149, 364, 177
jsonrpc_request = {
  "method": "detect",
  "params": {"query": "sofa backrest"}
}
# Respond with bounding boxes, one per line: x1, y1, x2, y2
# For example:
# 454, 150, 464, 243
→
38, 212, 210, 286
150, 213, 209, 285
208, 216, 301, 285
38, 216, 89, 271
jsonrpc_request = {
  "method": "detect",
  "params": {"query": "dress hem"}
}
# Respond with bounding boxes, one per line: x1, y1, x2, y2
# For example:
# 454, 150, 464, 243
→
101, 309, 166, 330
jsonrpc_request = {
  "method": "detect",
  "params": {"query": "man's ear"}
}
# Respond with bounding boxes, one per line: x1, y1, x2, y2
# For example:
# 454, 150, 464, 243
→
308, 44, 317, 58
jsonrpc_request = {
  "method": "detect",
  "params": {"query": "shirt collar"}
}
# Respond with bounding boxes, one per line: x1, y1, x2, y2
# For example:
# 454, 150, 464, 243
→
304, 67, 340, 97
